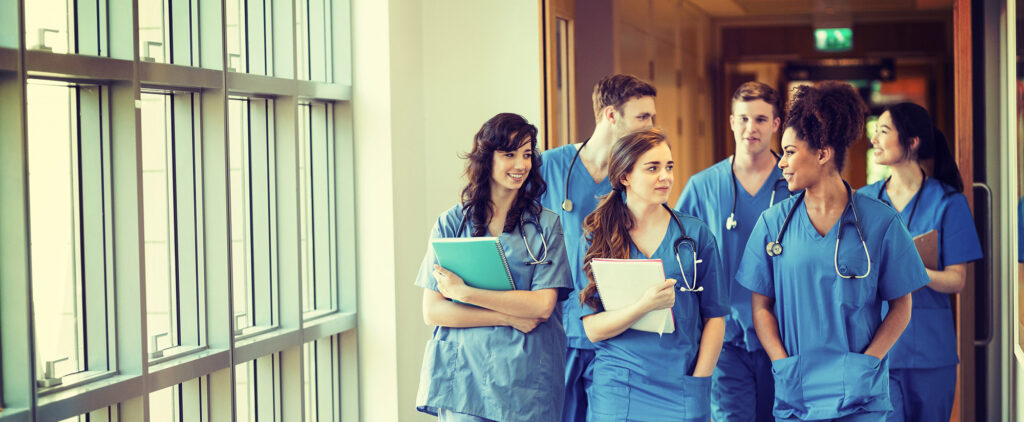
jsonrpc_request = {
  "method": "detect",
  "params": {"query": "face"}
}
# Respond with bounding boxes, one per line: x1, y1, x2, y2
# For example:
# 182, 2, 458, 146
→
621, 142, 673, 206
870, 111, 910, 166
611, 96, 656, 141
779, 127, 825, 191
730, 99, 780, 156
489, 139, 533, 194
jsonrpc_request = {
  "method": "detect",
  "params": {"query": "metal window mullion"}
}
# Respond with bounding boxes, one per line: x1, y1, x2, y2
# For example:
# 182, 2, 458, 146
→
314, 336, 332, 421
254, 354, 277, 420
266, 100, 278, 327
323, 103, 336, 309
262, 0, 273, 77
309, 103, 329, 311
69, 85, 87, 375
173, 93, 200, 347
78, 84, 110, 373
307, 0, 325, 82
170, 0, 194, 65
248, 99, 273, 328
179, 376, 204, 421
240, 99, 254, 330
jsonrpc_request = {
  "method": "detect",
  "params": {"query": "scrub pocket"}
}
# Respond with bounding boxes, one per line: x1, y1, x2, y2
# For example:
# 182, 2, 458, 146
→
679, 374, 712, 421
770, 355, 803, 417
840, 353, 889, 412
417, 339, 464, 408
588, 366, 630, 420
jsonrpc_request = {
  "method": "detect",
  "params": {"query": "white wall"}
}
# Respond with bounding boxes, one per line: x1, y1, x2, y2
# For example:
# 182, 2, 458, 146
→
352, 1, 543, 420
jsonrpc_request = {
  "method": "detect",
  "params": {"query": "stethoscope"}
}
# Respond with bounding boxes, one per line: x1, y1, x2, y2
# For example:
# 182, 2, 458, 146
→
726, 152, 791, 231
876, 168, 925, 228
636, 204, 703, 292
455, 209, 551, 265
560, 139, 590, 212
764, 181, 872, 279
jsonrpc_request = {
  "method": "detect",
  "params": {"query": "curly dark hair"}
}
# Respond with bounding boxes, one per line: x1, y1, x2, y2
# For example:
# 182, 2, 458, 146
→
784, 81, 867, 172
591, 74, 657, 119
460, 113, 546, 236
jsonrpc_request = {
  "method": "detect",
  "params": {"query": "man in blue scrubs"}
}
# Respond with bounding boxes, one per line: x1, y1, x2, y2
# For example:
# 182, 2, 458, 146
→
538, 74, 656, 422
674, 81, 785, 421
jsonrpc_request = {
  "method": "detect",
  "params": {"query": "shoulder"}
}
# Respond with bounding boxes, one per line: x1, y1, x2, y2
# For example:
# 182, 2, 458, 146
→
856, 180, 885, 198
436, 203, 467, 232
851, 194, 902, 231
540, 144, 578, 163
686, 158, 731, 187
760, 193, 800, 224
671, 209, 716, 243
923, 178, 966, 208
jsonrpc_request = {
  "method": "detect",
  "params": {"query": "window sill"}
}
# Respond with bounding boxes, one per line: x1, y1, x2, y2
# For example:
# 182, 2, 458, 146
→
0, 407, 30, 422
148, 344, 208, 366
302, 311, 356, 342
36, 370, 116, 397
36, 374, 143, 421
233, 327, 302, 363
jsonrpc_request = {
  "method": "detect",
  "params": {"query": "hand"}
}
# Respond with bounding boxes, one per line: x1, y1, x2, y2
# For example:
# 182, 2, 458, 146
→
639, 279, 676, 313
505, 314, 544, 333
433, 265, 468, 301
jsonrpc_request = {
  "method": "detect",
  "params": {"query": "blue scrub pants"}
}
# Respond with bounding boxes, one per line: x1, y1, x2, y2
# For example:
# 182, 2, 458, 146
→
775, 412, 887, 421
437, 409, 495, 422
561, 347, 595, 422
712, 342, 775, 421
886, 365, 957, 422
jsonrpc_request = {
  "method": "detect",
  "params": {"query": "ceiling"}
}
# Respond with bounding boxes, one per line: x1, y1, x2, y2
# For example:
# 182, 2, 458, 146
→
686, 0, 953, 18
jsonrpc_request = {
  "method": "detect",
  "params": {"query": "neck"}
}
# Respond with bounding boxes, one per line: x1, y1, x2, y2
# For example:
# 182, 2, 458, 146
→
887, 161, 923, 193
489, 187, 518, 217
625, 195, 664, 226
580, 122, 616, 167
803, 173, 848, 212
733, 148, 777, 174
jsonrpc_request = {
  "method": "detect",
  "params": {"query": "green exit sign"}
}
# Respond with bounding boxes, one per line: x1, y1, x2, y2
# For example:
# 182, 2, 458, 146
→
814, 28, 853, 52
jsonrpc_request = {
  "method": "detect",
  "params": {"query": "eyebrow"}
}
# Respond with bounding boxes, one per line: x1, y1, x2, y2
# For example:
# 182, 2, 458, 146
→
879, 124, 892, 130
642, 160, 674, 165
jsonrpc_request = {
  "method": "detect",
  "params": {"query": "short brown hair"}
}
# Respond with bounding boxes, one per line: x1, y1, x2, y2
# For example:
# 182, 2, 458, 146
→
732, 81, 782, 119
592, 74, 657, 119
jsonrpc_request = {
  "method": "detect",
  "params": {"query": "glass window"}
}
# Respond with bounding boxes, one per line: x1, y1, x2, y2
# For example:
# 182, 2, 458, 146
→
24, 0, 106, 56
299, 103, 337, 314
141, 90, 205, 361
226, 0, 274, 75
138, 0, 199, 64
27, 79, 111, 390
303, 337, 339, 421
229, 97, 278, 336
150, 377, 207, 422
235, 356, 279, 422
295, 0, 333, 82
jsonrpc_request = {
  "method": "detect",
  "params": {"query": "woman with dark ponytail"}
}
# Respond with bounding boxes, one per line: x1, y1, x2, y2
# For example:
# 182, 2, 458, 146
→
736, 83, 930, 421
576, 128, 729, 421
858, 102, 983, 422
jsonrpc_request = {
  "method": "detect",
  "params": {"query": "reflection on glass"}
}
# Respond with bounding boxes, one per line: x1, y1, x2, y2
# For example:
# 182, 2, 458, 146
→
299, 104, 312, 312
226, 0, 246, 72
27, 80, 84, 381
137, 0, 168, 62
303, 342, 316, 421
149, 385, 179, 422
234, 361, 255, 422
25, 0, 72, 54
141, 92, 178, 357
229, 98, 253, 332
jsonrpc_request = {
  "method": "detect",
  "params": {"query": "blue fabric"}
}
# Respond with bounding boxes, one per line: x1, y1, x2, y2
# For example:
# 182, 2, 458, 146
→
415, 204, 573, 422
561, 347, 594, 422
859, 178, 983, 369
736, 193, 930, 420
674, 158, 791, 352
885, 365, 957, 422
437, 409, 497, 422
712, 342, 775, 422
539, 144, 613, 350
578, 209, 729, 421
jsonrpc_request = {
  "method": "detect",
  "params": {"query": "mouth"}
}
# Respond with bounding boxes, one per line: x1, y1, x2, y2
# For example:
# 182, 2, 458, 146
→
655, 186, 671, 192
782, 173, 793, 181
744, 137, 760, 143
507, 173, 526, 183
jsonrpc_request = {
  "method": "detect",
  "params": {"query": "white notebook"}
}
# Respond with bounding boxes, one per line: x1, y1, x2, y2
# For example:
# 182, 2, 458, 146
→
591, 258, 675, 334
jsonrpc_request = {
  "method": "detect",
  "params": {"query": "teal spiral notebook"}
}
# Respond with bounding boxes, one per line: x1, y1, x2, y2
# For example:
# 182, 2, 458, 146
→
431, 237, 516, 291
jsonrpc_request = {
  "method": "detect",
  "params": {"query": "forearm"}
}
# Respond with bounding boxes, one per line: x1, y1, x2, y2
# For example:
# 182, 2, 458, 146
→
692, 317, 725, 377
455, 287, 558, 319
752, 294, 787, 361
423, 293, 511, 328
863, 294, 913, 358
581, 301, 653, 343
925, 263, 967, 293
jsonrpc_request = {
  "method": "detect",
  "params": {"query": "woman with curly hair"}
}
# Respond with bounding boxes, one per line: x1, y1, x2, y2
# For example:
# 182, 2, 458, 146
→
414, 113, 572, 422
736, 82, 930, 421
577, 128, 729, 421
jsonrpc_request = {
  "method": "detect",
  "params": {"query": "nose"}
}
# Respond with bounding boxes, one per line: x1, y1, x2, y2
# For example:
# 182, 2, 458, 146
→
778, 155, 787, 169
514, 155, 526, 169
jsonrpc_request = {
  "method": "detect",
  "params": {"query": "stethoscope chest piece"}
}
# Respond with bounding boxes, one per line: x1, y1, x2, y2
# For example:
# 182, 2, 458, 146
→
725, 214, 738, 231
561, 199, 574, 212
766, 241, 783, 257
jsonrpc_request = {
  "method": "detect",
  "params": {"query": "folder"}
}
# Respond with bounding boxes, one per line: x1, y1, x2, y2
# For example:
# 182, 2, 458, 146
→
913, 229, 939, 270
590, 258, 675, 334
431, 237, 516, 291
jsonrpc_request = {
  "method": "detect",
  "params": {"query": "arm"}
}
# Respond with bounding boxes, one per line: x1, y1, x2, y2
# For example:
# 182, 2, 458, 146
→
863, 293, 912, 359
691, 316, 725, 377
752, 292, 788, 361
432, 265, 558, 319
581, 279, 676, 343
421, 289, 543, 333
925, 263, 967, 294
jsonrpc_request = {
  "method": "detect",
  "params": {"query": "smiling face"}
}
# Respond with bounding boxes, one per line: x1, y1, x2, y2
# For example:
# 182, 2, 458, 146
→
611, 96, 657, 141
871, 111, 914, 166
489, 139, 533, 194
621, 142, 673, 205
730, 99, 780, 157
778, 127, 827, 191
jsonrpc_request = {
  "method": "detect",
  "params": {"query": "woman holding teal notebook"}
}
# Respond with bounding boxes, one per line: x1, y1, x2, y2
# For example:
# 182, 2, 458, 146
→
414, 113, 573, 422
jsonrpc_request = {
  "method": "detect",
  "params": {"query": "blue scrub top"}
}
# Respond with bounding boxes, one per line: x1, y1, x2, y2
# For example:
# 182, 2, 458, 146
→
415, 203, 573, 422
859, 178, 983, 368
578, 210, 730, 420
736, 193, 930, 420
674, 157, 790, 352
539, 143, 613, 350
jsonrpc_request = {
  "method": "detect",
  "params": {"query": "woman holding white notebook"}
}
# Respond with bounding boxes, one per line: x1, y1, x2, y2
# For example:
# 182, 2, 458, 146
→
576, 128, 729, 421
414, 113, 573, 422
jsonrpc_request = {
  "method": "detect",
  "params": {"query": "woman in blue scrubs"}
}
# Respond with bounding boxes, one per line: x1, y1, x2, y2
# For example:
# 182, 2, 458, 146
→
415, 113, 573, 422
577, 128, 729, 421
737, 82, 930, 421
857, 103, 982, 422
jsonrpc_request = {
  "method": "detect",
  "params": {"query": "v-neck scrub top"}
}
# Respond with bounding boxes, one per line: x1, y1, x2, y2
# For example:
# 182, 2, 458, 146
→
415, 203, 573, 422
736, 193, 930, 420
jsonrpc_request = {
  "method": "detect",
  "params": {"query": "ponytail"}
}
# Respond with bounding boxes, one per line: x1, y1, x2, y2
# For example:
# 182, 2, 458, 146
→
927, 127, 964, 192
580, 189, 633, 311
885, 103, 964, 192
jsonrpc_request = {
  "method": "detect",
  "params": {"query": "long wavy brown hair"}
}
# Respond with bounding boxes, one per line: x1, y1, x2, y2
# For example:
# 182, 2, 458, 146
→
460, 113, 545, 236
580, 128, 669, 310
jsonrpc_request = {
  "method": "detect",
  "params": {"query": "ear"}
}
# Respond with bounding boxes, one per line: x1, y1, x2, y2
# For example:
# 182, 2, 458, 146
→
771, 116, 781, 133
604, 106, 617, 124
729, 114, 735, 127
817, 146, 834, 166
619, 173, 631, 188
908, 136, 920, 155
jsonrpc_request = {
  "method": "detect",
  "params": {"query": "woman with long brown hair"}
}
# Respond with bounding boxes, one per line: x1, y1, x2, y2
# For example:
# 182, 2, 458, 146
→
576, 128, 728, 421
414, 113, 572, 422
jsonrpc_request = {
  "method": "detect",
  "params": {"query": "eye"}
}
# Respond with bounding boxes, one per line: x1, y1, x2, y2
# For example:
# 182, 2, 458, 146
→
647, 166, 657, 172
666, 164, 674, 171
503, 152, 514, 158
757, 118, 767, 123
524, 153, 533, 159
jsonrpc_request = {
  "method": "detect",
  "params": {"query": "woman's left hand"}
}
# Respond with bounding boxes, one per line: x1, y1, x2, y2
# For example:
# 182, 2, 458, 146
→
433, 264, 469, 302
